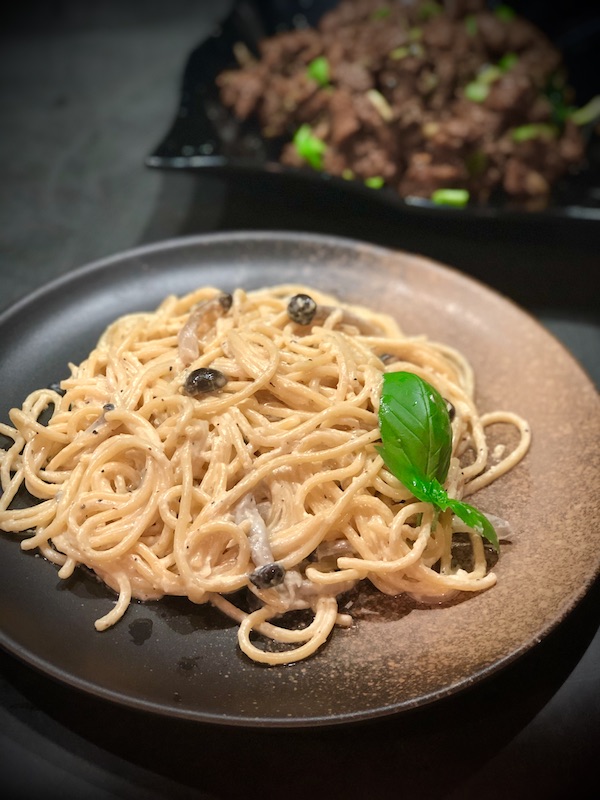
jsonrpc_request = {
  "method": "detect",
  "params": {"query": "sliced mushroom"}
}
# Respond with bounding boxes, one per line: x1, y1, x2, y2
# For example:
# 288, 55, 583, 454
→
234, 493, 274, 567
178, 293, 232, 365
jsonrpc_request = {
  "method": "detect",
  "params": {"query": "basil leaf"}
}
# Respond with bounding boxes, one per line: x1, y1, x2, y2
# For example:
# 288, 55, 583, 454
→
378, 460, 499, 550
378, 371, 451, 483
446, 498, 499, 550
397, 463, 450, 507
377, 371, 499, 550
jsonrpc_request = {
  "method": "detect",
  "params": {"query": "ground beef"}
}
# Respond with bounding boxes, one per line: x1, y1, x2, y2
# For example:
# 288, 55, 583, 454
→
216, 0, 588, 203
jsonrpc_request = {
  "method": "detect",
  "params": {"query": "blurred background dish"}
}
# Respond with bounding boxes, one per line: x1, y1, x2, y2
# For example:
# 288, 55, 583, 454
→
147, 0, 600, 219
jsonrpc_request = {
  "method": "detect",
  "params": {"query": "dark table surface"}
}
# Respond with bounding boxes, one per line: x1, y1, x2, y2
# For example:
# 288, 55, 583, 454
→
1, 2, 599, 799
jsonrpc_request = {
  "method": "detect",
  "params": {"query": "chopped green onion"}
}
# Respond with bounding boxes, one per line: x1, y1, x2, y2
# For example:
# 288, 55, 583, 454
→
498, 52, 518, 72
365, 176, 385, 189
306, 56, 330, 87
367, 89, 393, 121
408, 27, 423, 42
495, 4, 516, 22
293, 124, 326, 170
418, 1, 442, 20
511, 123, 557, 142
464, 81, 489, 103
478, 65, 502, 85
390, 46, 409, 60
342, 168, 355, 180
371, 6, 390, 20
570, 95, 600, 126
431, 188, 470, 207
465, 14, 477, 36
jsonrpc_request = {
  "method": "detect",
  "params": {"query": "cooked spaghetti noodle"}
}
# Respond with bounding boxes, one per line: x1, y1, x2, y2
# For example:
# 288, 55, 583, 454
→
0, 284, 530, 664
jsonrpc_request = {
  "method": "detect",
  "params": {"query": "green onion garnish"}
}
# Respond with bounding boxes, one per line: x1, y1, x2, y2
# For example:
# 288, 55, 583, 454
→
390, 46, 409, 60
306, 56, 330, 88
431, 188, 470, 207
464, 81, 489, 103
365, 176, 385, 189
478, 65, 502, 85
511, 123, 557, 142
570, 95, 600, 126
293, 125, 326, 170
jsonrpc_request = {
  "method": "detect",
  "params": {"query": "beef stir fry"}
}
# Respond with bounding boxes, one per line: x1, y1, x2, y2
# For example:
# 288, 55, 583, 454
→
216, 0, 593, 204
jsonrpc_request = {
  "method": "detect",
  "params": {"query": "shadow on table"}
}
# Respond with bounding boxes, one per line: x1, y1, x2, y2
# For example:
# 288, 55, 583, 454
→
3, 560, 599, 800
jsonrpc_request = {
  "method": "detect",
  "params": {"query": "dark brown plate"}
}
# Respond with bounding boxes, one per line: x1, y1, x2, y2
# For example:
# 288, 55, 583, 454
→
1, 231, 599, 727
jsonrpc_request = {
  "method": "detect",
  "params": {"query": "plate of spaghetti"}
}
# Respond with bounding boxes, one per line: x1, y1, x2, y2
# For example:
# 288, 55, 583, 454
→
0, 231, 598, 726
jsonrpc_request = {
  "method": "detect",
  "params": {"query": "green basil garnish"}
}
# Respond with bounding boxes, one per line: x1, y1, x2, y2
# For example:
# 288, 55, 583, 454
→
377, 371, 499, 550
378, 371, 452, 482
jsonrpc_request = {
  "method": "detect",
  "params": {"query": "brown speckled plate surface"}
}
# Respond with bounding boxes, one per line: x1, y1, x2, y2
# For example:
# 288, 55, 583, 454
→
1, 231, 599, 727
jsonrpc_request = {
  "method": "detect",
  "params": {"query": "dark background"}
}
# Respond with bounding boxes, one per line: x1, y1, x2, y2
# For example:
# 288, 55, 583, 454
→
1, 2, 599, 798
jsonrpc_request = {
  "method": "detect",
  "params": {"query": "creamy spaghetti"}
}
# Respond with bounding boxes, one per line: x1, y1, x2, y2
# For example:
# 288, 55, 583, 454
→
0, 284, 530, 664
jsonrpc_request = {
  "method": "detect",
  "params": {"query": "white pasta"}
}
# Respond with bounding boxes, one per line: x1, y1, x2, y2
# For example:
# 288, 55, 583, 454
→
0, 283, 530, 664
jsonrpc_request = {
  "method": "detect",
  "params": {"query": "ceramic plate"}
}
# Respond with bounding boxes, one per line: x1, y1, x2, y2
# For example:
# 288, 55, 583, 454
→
1, 231, 599, 727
